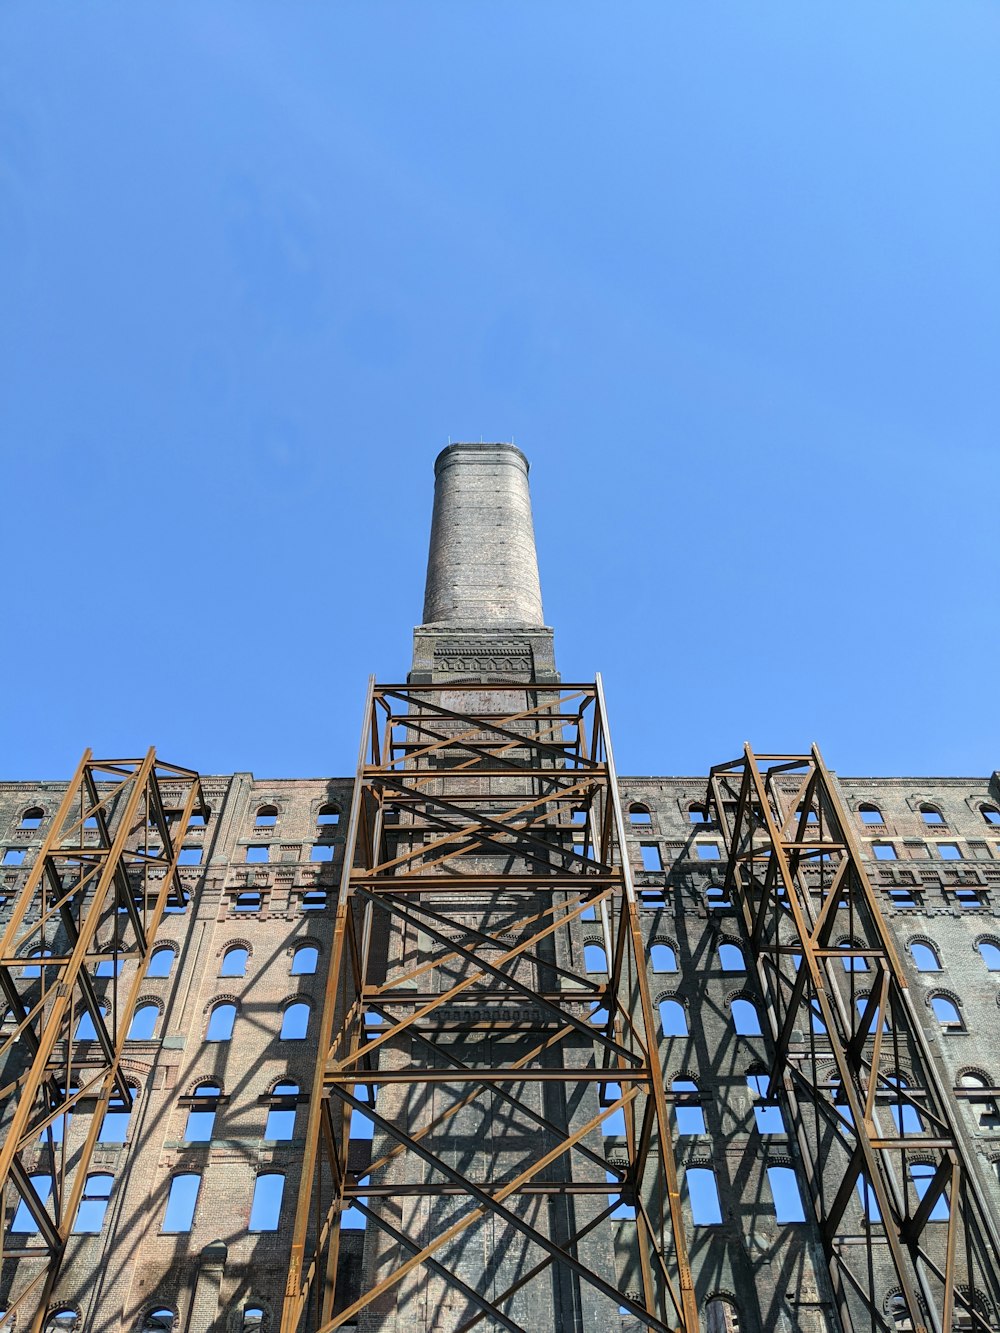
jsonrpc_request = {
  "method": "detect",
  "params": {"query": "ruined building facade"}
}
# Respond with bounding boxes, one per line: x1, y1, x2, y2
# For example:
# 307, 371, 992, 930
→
2, 445, 1000, 1333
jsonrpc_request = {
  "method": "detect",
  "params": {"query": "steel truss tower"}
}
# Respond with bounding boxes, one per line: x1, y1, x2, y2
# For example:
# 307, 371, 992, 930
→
709, 746, 1000, 1333
0, 750, 206, 1333
282, 679, 697, 1333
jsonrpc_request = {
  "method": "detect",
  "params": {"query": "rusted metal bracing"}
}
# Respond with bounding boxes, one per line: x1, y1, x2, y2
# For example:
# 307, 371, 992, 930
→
281, 679, 697, 1333
0, 750, 206, 1333
708, 746, 1000, 1333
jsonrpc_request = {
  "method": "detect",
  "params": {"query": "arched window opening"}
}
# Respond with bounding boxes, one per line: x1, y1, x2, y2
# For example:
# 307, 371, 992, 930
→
184, 1083, 221, 1141
705, 1297, 741, 1333
220, 946, 249, 978
747, 1072, 784, 1133
688, 805, 711, 825
206, 1002, 236, 1042
766, 1165, 806, 1222
650, 943, 677, 973
919, 804, 944, 825
281, 1002, 310, 1041
141, 1310, 176, 1332
959, 1073, 1000, 1129
40, 1082, 78, 1144
75, 1005, 107, 1042
718, 942, 745, 972
977, 940, 1000, 972
43, 1311, 79, 1332
588, 1000, 610, 1027
685, 1166, 722, 1225
883, 1075, 922, 1134
706, 885, 731, 910
147, 946, 175, 979
255, 805, 277, 827
249, 1173, 285, 1231
887, 1293, 913, 1331
19, 807, 44, 829
12, 1174, 52, 1231
628, 804, 651, 825
909, 1163, 949, 1221
796, 804, 819, 825
22, 948, 53, 979
317, 804, 340, 826
672, 1079, 705, 1134
659, 999, 688, 1037
981, 805, 1000, 825
855, 996, 891, 1035
731, 998, 762, 1036
128, 1003, 159, 1041
266, 1082, 299, 1140
909, 941, 941, 972
839, 941, 868, 972
72, 1172, 113, 1232
931, 995, 963, 1031
858, 804, 884, 825
584, 944, 607, 974
99, 1091, 133, 1144
241, 1309, 265, 1332
95, 954, 123, 978
292, 944, 319, 975
162, 1173, 200, 1232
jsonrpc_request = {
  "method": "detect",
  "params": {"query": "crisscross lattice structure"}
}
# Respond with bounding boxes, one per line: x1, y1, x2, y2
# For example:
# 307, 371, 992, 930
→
282, 679, 696, 1333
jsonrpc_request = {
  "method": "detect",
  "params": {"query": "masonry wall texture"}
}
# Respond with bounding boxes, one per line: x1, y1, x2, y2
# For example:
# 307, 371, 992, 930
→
3, 445, 1000, 1333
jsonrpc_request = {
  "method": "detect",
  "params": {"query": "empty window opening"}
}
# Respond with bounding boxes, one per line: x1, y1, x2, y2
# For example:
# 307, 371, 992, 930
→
629, 804, 651, 825
981, 806, 1000, 826
884, 1076, 922, 1134
292, 944, 319, 975
873, 843, 897, 860
266, 1092, 297, 1140
839, 942, 868, 972
889, 889, 918, 909
931, 995, 963, 1031
75, 1005, 107, 1042
310, 844, 334, 863
19, 807, 44, 829
2, 849, 25, 866
147, 947, 176, 978
235, 890, 262, 912
302, 889, 327, 910
39, 1082, 77, 1145
767, 1165, 806, 1222
706, 1298, 741, 1333
920, 805, 945, 825
73, 1172, 113, 1233
95, 955, 123, 978
718, 942, 745, 972
99, 1092, 132, 1144
206, 1002, 236, 1042
685, 1166, 723, 1225
317, 804, 340, 826
955, 888, 981, 908
605, 1169, 635, 1221
164, 889, 189, 914
350, 1084, 376, 1140
241, 1309, 265, 1332
188, 810, 208, 827
688, 805, 711, 824
978, 941, 1000, 971
249, 1173, 285, 1231
796, 805, 819, 825
639, 843, 662, 872
696, 843, 721, 861
22, 948, 53, 979
128, 1003, 159, 1041
810, 1002, 827, 1035
672, 1078, 705, 1134
959, 1073, 1000, 1129
255, 806, 277, 827
588, 1000, 610, 1027
650, 943, 677, 973
44, 1310, 79, 1331
220, 946, 249, 978
245, 845, 269, 864
184, 1083, 221, 1141
11, 1173, 52, 1231
599, 1081, 626, 1136
707, 885, 732, 910
856, 1174, 881, 1222
659, 999, 688, 1037
281, 1002, 310, 1040
731, 998, 762, 1036
163, 1173, 200, 1232
747, 1072, 785, 1133
938, 843, 962, 861
584, 944, 607, 974
856, 996, 891, 1035
909, 1163, 949, 1221
178, 846, 202, 866
859, 805, 884, 825
141, 1310, 176, 1332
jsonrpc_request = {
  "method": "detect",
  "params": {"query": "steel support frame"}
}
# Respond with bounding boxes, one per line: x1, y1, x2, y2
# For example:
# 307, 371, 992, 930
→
282, 678, 697, 1333
0, 749, 205, 1332
708, 745, 1000, 1333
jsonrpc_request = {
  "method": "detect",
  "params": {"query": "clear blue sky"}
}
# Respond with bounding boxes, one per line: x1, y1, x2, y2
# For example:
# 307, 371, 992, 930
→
2, 3, 998, 781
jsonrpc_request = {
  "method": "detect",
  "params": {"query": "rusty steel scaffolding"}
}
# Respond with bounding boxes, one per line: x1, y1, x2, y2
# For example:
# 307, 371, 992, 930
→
282, 678, 697, 1333
708, 746, 1000, 1333
0, 749, 205, 1333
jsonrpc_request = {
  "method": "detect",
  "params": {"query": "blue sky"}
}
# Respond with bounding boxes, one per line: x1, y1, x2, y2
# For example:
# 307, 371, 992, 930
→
2, 2, 998, 781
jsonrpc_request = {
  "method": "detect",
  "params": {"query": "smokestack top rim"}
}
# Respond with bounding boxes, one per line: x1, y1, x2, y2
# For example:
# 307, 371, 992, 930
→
434, 441, 529, 475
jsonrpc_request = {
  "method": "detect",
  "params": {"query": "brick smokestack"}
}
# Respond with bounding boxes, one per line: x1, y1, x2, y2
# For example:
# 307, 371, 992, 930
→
421, 443, 545, 627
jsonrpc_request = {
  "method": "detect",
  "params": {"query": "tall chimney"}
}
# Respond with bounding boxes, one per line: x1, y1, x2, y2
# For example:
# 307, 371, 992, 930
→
411, 443, 556, 683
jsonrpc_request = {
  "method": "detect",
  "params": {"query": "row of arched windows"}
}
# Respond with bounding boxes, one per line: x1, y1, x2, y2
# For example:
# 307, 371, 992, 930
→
21, 1309, 264, 1332
68, 999, 311, 1044
140, 941, 320, 980
253, 803, 339, 827
625, 798, 1000, 831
